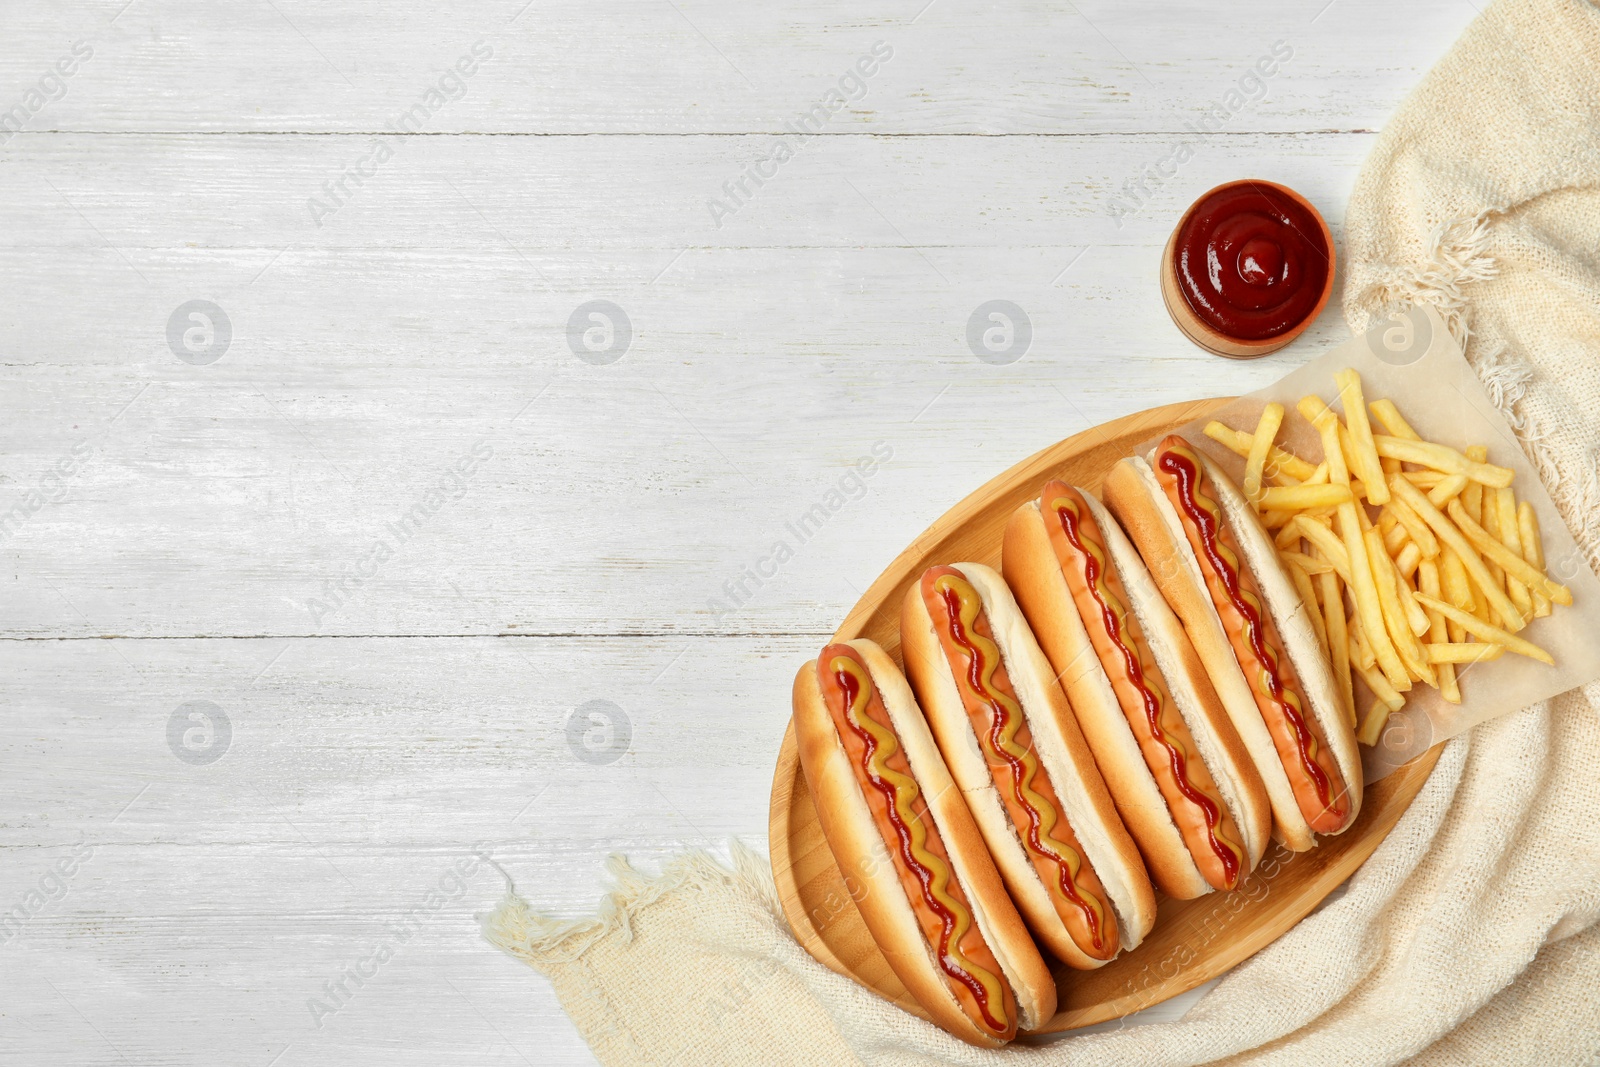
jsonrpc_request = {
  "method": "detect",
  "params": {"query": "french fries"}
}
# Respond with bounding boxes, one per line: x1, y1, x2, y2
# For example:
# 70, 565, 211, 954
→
1337, 369, 1389, 505
1425, 643, 1505, 663
1358, 698, 1392, 747
1395, 541, 1422, 581
1390, 476, 1526, 632
1445, 499, 1573, 606
1519, 502, 1552, 618
1286, 559, 1328, 653
1258, 484, 1353, 511
1384, 495, 1439, 558
1317, 409, 1410, 691
1372, 437, 1515, 488
1204, 369, 1569, 743
1368, 398, 1419, 441
1349, 618, 1376, 671
1203, 421, 1318, 482
1495, 488, 1533, 617
1367, 527, 1436, 686
1318, 568, 1354, 725
1281, 550, 1333, 576
1293, 516, 1353, 583
1243, 403, 1285, 504
1412, 595, 1555, 665
1417, 560, 1460, 704
1426, 472, 1470, 508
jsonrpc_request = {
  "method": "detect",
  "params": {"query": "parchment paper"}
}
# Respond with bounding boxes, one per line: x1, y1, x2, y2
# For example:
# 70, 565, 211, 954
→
1141, 305, 1600, 784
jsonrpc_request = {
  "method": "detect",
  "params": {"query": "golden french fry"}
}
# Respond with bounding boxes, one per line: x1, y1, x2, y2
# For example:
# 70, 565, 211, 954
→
1281, 550, 1333, 576
1389, 551, 1431, 635
1425, 643, 1505, 663
1294, 517, 1353, 583
1417, 560, 1460, 704
1478, 484, 1507, 596
1336, 370, 1389, 504
1519, 502, 1551, 618
1203, 422, 1319, 482
1244, 403, 1285, 504
1287, 559, 1329, 655
1274, 521, 1305, 551
1395, 541, 1422, 581
1440, 547, 1475, 611
1382, 531, 1437, 668
1358, 662, 1406, 712
1358, 696, 1395, 746
1437, 659, 1460, 704
1405, 470, 1447, 488
1303, 462, 1329, 486
1373, 436, 1515, 488
1385, 495, 1440, 558
1383, 521, 1409, 555
1440, 547, 1472, 642
1318, 569, 1354, 726
1259, 509, 1297, 530
1388, 475, 1526, 631
1340, 513, 1409, 687
1495, 487, 1534, 617
1458, 447, 1502, 621
1299, 396, 1361, 471
1349, 618, 1377, 671
1413, 594, 1556, 665
1352, 644, 1405, 707
1368, 398, 1421, 441
1366, 526, 1435, 686
1258, 484, 1354, 510
1446, 499, 1573, 606
1316, 412, 1409, 688
1298, 395, 1331, 425
1426, 472, 1470, 508
1518, 501, 1544, 563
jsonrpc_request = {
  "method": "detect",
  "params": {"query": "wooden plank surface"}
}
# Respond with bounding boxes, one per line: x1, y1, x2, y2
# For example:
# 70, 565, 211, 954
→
0, 3, 1470, 1063
0, 1, 1472, 133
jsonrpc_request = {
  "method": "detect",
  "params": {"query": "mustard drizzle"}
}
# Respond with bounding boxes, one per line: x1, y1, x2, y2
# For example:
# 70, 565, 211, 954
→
829, 653, 1009, 1033
1050, 492, 1244, 886
1156, 444, 1341, 820
929, 574, 1111, 954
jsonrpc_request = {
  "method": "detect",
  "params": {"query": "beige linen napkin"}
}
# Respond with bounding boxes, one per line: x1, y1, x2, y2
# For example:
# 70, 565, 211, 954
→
484, 1, 1600, 1061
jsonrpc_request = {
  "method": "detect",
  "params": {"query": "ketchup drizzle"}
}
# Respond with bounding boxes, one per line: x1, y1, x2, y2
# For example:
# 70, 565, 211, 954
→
832, 659, 1007, 1034
936, 584, 1110, 955
1053, 497, 1243, 888
1156, 448, 1343, 821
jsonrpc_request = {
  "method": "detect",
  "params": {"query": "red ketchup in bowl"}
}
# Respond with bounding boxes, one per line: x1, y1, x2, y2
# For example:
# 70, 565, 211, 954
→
1172, 183, 1331, 344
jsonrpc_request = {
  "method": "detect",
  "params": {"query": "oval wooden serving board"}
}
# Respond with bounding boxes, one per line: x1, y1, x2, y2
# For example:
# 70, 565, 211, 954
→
769, 397, 1442, 1034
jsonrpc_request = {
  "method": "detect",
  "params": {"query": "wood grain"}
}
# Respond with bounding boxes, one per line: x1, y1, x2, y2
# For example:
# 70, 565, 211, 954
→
0, 1, 1474, 134
769, 399, 1442, 1034
0, 132, 1374, 644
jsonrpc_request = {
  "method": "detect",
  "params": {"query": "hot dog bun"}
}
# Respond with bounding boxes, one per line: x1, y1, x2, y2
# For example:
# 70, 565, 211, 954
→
1103, 439, 1362, 852
901, 564, 1156, 969
1003, 483, 1272, 899
793, 638, 1055, 1046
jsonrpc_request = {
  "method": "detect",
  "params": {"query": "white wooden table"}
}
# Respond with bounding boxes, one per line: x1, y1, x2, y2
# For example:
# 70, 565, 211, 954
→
0, 3, 1476, 1062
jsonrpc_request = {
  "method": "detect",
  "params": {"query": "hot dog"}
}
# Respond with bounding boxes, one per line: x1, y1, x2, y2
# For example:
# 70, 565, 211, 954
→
1003, 482, 1272, 899
793, 639, 1056, 1047
901, 563, 1155, 969
1103, 437, 1362, 851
